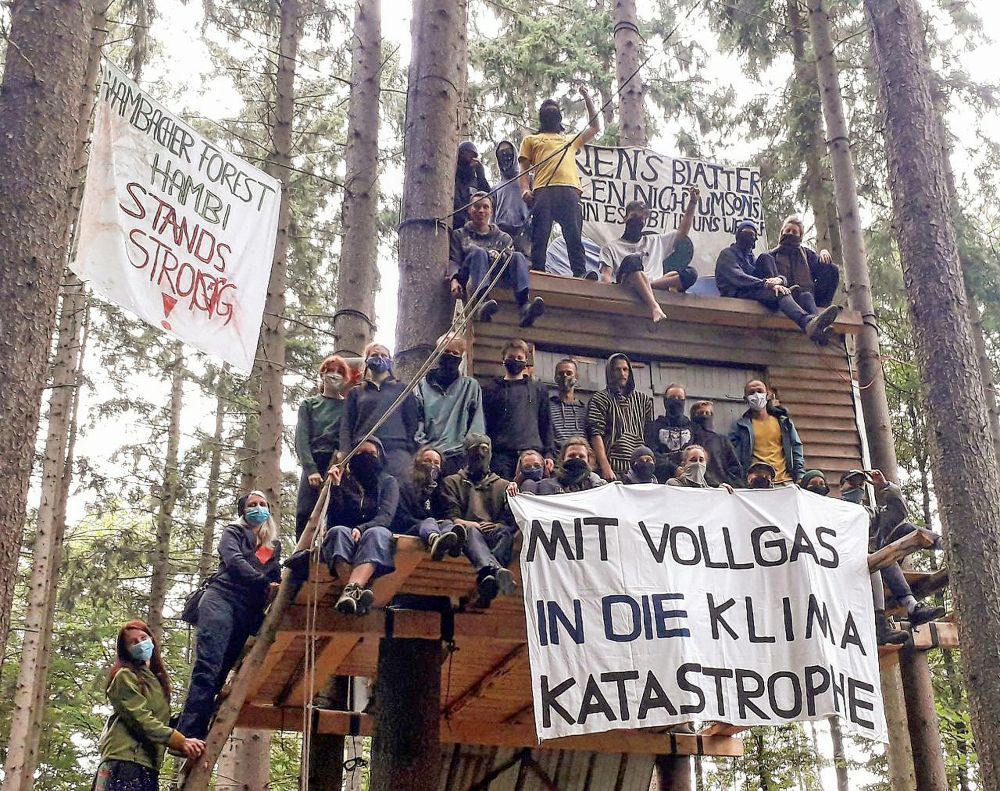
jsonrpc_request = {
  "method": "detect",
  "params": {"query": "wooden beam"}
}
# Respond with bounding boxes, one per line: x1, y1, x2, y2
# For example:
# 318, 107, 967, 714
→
699, 723, 746, 737
911, 620, 958, 651
442, 643, 528, 719
235, 707, 744, 757
244, 631, 296, 700
279, 633, 362, 707
879, 643, 902, 670
868, 531, 936, 572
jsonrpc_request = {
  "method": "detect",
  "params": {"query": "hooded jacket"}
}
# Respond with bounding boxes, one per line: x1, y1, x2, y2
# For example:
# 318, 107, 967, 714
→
441, 468, 511, 527
483, 376, 554, 457
730, 405, 806, 483
586, 354, 653, 473
209, 520, 282, 612
715, 242, 782, 297
449, 221, 515, 277
329, 437, 401, 532
391, 475, 451, 532
493, 140, 531, 230
454, 141, 491, 217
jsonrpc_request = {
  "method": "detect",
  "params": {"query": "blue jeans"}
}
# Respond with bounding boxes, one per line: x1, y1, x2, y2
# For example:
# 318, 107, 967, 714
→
321, 525, 395, 580
409, 517, 458, 544
462, 247, 531, 304
465, 523, 517, 570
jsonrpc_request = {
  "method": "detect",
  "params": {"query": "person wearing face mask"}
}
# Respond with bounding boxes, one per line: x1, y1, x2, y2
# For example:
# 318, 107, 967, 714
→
392, 446, 465, 561
322, 438, 400, 615
730, 379, 805, 486
177, 491, 281, 739
414, 337, 485, 476
340, 342, 419, 479
453, 141, 491, 220
483, 339, 554, 478
519, 90, 601, 278
745, 461, 776, 489
493, 140, 532, 256
587, 353, 654, 481
598, 194, 700, 323
689, 400, 743, 488
548, 358, 588, 447
668, 444, 734, 491
510, 437, 605, 496
294, 355, 353, 538
442, 433, 519, 607
514, 449, 547, 489
644, 383, 694, 483
94, 620, 203, 790
449, 191, 544, 327
757, 215, 840, 312
840, 469, 945, 628
715, 220, 840, 343
622, 445, 660, 485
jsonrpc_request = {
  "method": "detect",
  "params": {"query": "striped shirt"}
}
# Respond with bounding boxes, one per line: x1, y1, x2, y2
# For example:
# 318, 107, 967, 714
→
586, 388, 654, 474
549, 395, 588, 448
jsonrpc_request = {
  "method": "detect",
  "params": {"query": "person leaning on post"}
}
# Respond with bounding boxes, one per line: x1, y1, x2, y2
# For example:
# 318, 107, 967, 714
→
93, 620, 204, 791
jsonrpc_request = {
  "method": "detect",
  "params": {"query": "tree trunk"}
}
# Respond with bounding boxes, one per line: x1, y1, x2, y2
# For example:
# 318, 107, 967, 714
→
456, 0, 470, 139
864, 1, 1000, 789
369, 639, 442, 791
394, 0, 464, 380
147, 345, 184, 637
199, 366, 228, 584
333, 0, 382, 359
826, 716, 849, 791
0, 0, 90, 673
614, 0, 648, 148
654, 755, 692, 791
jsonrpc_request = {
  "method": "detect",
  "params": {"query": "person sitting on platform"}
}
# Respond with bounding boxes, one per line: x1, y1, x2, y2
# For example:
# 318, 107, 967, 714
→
493, 140, 532, 256
513, 449, 547, 489
449, 191, 544, 327
391, 446, 465, 561
689, 399, 744, 488
746, 461, 776, 489
322, 439, 400, 616
340, 343, 419, 480
839, 469, 944, 627
454, 141, 490, 221
519, 89, 600, 278
731, 379, 805, 485
549, 358, 588, 448
667, 444, 734, 491
442, 433, 518, 606
715, 220, 840, 343
519, 436, 606, 495
644, 382, 694, 482
294, 354, 352, 539
482, 339, 554, 478
587, 353, 653, 482
621, 445, 660, 485
414, 336, 485, 477
598, 192, 700, 322
761, 215, 840, 307
177, 491, 281, 739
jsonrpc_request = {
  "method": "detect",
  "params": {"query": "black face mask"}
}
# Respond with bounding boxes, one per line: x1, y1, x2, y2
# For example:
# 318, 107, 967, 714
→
539, 106, 562, 132
748, 476, 773, 489
665, 398, 685, 418
521, 467, 544, 482
780, 233, 802, 248
504, 358, 527, 376
439, 353, 462, 372
350, 453, 383, 483
624, 217, 645, 240
692, 413, 714, 432
807, 484, 830, 496
633, 461, 656, 480
562, 458, 590, 479
736, 231, 756, 252
466, 447, 491, 477
497, 148, 516, 173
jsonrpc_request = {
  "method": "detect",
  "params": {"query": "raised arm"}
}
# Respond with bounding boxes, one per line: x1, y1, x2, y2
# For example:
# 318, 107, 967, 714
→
676, 187, 700, 239
578, 87, 600, 145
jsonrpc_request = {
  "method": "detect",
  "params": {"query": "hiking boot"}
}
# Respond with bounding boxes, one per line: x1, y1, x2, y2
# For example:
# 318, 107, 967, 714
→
428, 531, 458, 561
876, 610, 910, 646
477, 299, 499, 322
335, 582, 361, 615
908, 604, 946, 627
476, 569, 499, 607
805, 305, 842, 342
519, 297, 545, 328
495, 567, 517, 596
448, 524, 467, 555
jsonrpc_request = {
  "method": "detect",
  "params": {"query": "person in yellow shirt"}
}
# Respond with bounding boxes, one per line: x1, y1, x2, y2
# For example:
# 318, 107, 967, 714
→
518, 88, 600, 278
729, 379, 806, 485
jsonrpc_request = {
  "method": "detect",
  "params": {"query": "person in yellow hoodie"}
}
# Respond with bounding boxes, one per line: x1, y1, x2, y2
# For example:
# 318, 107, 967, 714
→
93, 620, 203, 790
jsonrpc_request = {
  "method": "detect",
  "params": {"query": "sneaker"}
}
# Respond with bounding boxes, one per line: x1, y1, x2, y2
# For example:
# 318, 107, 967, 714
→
429, 531, 458, 561
583, 271, 599, 281
518, 297, 545, 328
335, 583, 361, 615
476, 571, 499, 605
477, 299, 499, 322
495, 567, 517, 596
805, 305, 842, 342
448, 525, 467, 555
876, 611, 910, 646
356, 588, 375, 616
908, 604, 946, 627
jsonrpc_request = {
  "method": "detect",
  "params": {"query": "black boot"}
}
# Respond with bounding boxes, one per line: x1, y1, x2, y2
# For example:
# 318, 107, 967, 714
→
519, 297, 545, 327
876, 609, 910, 646
477, 299, 499, 322
908, 604, 946, 627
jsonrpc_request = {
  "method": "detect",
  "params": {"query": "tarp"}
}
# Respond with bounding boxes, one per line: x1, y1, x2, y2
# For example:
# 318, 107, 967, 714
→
72, 60, 280, 372
509, 484, 887, 744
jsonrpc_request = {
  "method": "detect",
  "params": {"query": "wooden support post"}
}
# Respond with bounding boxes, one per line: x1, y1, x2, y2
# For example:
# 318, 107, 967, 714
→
654, 755, 692, 791
308, 676, 349, 791
369, 638, 443, 791
899, 647, 950, 790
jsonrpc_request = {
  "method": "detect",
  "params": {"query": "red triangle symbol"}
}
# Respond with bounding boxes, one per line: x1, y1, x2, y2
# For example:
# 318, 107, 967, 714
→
162, 293, 178, 318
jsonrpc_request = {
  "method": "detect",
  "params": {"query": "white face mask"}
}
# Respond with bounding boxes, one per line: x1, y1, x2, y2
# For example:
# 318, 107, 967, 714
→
747, 392, 768, 411
683, 460, 707, 485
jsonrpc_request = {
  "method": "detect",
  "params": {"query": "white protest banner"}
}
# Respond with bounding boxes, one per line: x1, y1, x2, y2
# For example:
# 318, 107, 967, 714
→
576, 145, 764, 277
72, 60, 280, 373
509, 484, 886, 743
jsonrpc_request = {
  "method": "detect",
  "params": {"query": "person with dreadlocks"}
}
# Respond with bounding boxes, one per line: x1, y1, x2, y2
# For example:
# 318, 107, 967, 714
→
519, 89, 600, 278
93, 621, 203, 790
176, 491, 282, 740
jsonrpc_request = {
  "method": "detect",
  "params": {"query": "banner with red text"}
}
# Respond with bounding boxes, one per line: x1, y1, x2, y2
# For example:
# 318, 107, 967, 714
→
72, 60, 280, 372
509, 485, 887, 743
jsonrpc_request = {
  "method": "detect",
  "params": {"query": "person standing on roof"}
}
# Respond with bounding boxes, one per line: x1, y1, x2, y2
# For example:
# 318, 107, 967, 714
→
598, 193, 700, 323
730, 379, 805, 485
689, 399, 744, 488
519, 89, 600, 278
586, 353, 654, 481
493, 140, 532, 256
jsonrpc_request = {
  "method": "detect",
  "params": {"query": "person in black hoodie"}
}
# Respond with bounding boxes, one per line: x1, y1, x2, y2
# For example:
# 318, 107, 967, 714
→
516, 436, 605, 495
689, 400, 744, 488
643, 383, 694, 482
322, 438, 400, 616
339, 343, 419, 479
621, 445, 661, 484
483, 339, 554, 478
177, 490, 281, 739
493, 140, 531, 256
454, 141, 491, 219
391, 446, 465, 561
715, 219, 840, 343
756, 216, 840, 312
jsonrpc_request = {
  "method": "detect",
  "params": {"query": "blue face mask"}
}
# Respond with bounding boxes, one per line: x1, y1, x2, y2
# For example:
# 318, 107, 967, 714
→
130, 638, 154, 663
245, 506, 270, 525
366, 355, 392, 374
521, 467, 544, 482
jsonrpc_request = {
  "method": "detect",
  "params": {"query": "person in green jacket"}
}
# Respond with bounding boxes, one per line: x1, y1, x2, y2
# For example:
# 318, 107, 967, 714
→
93, 620, 203, 790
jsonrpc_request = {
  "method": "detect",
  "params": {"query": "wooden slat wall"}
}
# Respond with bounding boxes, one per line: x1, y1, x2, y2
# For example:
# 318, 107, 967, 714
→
469, 277, 863, 483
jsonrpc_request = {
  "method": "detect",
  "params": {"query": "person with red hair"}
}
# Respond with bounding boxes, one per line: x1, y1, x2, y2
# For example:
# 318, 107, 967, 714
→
93, 620, 203, 790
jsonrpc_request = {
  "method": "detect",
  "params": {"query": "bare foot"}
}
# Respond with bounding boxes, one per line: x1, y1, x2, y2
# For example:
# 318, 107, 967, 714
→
651, 307, 667, 323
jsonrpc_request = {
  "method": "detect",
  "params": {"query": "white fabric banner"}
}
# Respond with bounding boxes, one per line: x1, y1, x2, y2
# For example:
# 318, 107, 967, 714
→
576, 145, 765, 278
72, 60, 280, 372
509, 484, 887, 744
